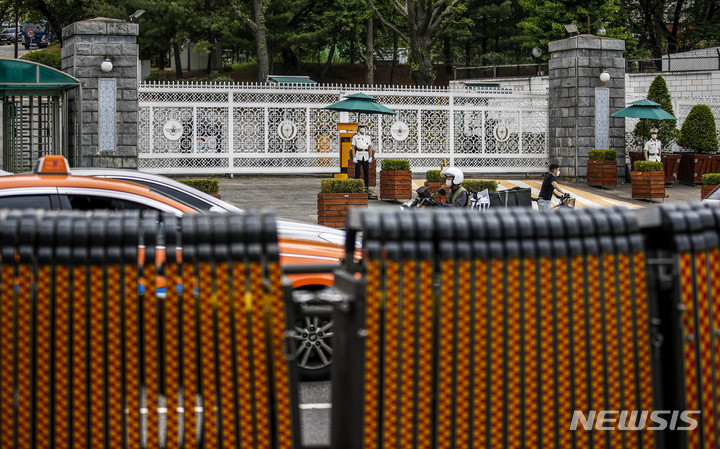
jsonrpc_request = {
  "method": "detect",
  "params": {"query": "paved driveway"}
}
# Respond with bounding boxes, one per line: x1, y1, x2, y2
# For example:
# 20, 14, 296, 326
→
218, 174, 703, 223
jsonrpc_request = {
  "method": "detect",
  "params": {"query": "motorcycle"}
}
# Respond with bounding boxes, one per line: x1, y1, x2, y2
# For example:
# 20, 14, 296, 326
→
401, 186, 442, 209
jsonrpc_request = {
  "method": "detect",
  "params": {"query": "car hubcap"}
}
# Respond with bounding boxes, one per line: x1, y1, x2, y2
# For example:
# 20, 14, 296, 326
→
294, 315, 333, 371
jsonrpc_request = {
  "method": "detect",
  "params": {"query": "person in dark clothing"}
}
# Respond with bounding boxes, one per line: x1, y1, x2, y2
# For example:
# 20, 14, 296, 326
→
538, 163, 568, 210
441, 167, 469, 207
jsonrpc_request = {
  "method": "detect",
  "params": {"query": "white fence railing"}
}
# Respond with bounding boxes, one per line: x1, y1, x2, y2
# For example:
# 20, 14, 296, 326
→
138, 82, 549, 175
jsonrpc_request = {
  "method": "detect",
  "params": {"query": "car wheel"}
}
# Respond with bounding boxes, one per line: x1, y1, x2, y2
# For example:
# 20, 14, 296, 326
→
293, 313, 333, 380
292, 288, 334, 381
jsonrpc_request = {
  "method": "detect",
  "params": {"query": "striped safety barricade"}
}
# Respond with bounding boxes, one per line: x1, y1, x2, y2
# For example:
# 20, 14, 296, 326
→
331, 207, 660, 449
0, 210, 300, 449
648, 203, 720, 449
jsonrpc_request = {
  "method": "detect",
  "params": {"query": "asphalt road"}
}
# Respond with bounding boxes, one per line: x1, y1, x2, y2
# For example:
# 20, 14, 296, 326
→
0, 42, 29, 59
216, 173, 704, 224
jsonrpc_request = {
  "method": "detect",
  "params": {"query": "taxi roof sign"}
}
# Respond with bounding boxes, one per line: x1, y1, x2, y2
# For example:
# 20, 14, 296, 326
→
36, 155, 71, 175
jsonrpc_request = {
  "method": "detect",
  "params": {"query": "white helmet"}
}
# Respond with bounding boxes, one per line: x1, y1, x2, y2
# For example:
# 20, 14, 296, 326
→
443, 167, 464, 185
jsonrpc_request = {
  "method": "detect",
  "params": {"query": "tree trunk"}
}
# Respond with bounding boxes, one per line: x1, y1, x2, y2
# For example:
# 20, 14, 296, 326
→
252, 0, 269, 81
158, 49, 166, 71
364, 18, 374, 85
174, 41, 183, 79
282, 48, 299, 73
410, 36, 434, 86
443, 36, 452, 74
390, 31, 398, 85
319, 40, 336, 82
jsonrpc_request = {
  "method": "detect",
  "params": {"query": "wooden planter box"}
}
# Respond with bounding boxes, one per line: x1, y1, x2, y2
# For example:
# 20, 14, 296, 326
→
631, 171, 665, 199
662, 154, 681, 184
347, 159, 376, 187
423, 181, 446, 204
678, 153, 714, 185
380, 170, 412, 200
702, 185, 718, 200
317, 193, 368, 228
586, 160, 617, 187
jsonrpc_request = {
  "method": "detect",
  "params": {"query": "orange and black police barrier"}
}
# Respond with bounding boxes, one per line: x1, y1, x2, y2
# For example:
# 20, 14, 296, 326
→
331, 204, 720, 449
0, 210, 300, 449
5, 203, 720, 449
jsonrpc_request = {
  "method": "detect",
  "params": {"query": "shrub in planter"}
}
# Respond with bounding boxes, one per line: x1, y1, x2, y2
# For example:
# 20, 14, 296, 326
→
424, 170, 446, 203
701, 173, 720, 200
462, 180, 498, 192
587, 149, 618, 188
678, 104, 719, 153
632, 161, 665, 199
381, 159, 411, 171
380, 159, 412, 200
676, 105, 718, 184
178, 178, 220, 195
425, 170, 443, 182
317, 178, 367, 228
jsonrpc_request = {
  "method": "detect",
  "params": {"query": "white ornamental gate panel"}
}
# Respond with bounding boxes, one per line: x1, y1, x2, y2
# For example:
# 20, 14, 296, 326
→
138, 82, 549, 175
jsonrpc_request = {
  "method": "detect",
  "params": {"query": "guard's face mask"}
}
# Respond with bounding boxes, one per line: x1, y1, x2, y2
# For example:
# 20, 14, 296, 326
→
651, 134, 657, 139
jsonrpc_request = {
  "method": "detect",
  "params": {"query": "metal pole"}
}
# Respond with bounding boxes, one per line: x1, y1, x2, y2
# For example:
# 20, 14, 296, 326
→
13, 0, 18, 59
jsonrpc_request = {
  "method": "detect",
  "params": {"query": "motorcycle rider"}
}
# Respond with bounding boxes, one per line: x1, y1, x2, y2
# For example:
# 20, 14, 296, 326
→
441, 167, 469, 207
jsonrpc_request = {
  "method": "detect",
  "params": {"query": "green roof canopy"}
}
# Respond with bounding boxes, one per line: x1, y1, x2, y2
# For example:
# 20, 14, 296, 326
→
0, 59, 81, 96
266, 75, 316, 85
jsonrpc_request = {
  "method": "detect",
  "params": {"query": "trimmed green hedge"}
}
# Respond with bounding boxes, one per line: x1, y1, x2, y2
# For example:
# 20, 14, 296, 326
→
703, 173, 720, 186
20, 45, 61, 70
588, 149, 618, 161
319, 178, 365, 193
381, 159, 410, 171
633, 161, 663, 172
463, 180, 498, 192
426, 170, 443, 182
178, 178, 220, 195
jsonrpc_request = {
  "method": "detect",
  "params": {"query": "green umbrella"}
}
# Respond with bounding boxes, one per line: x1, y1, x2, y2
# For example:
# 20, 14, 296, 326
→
324, 93, 397, 115
611, 99, 677, 120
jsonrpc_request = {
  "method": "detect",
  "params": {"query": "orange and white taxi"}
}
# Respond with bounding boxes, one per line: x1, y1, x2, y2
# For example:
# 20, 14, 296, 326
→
0, 156, 343, 377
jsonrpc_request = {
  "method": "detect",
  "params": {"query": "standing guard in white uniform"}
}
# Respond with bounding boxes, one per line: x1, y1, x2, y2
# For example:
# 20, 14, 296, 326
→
644, 128, 662, 163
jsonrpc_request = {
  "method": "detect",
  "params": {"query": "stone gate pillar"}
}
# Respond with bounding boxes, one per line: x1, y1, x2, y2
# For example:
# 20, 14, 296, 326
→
61, 18, 139, 168
548, 35, 625, 180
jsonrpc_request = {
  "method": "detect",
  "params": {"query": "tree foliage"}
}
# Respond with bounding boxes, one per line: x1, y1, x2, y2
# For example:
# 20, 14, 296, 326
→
367, 0, 468, 85
16, 0, 720, 85
633, 74, 679, 146
677, 104, 719, 153
518, 0, 620, 50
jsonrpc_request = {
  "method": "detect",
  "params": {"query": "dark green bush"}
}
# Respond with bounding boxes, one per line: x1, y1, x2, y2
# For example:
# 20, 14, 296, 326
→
178, 178, 220, 195
426, 170, 443, 182
462, 180, 498, 192
319, 178, 365, 193
588, 149, 618, 161
20, 47, 61, 70
144, 71, 174, 82
381, 159, 410, 171
678, 104, 719, 153
703, 173, 720, 186
633, 75, 678, 146
633, 161, 663, 172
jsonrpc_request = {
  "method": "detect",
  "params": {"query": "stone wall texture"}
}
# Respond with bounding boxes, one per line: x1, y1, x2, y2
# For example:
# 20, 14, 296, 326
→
548, 35, 626, 180
61, 18, 139, 168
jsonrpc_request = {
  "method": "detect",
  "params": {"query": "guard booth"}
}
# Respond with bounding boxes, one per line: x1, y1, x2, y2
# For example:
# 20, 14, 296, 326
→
338, 122, 357, 173
0, 59, 81, 173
